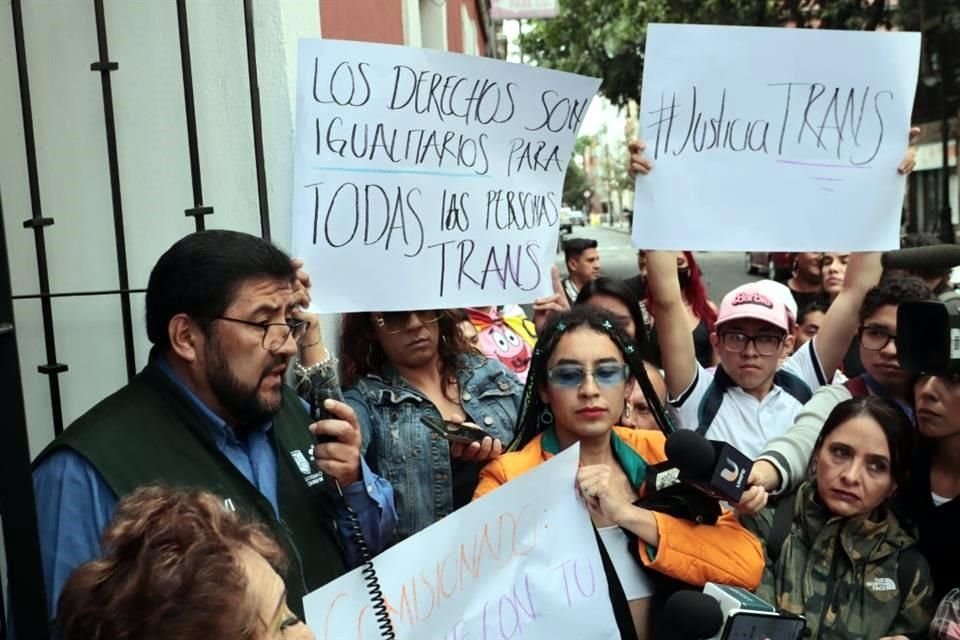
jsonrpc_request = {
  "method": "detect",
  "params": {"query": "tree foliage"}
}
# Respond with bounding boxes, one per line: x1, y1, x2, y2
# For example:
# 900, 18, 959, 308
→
562, 160, 591, 209
518, 0, 957, 109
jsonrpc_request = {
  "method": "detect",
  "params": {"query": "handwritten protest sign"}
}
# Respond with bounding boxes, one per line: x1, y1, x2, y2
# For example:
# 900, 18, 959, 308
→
633, 24, 920, 251
291, 40, 599, 312
303, 444, 620, 640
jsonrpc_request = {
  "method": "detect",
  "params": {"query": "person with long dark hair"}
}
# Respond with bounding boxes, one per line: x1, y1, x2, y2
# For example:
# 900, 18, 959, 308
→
340, 309, 522, 542
474, 307, 763, 640
575, 277, 666, 429
907, 373, 960, 604
742, 397, 934, 640
575, 277, 650, 354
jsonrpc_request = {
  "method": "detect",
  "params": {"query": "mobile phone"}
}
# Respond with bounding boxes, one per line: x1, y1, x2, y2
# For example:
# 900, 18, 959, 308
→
721, 611, 806, 640
420, 416, 493, 444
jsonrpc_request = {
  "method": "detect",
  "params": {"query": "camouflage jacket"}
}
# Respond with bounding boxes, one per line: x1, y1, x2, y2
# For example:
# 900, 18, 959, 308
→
743, 482, 935, 639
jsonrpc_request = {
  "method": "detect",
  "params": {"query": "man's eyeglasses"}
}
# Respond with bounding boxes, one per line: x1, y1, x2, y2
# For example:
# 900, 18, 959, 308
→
213, 316, 307, 352
546, 363, 631, 389
372, 310, 441, 334
717, 331, 784, 356
858, 326, 896, 351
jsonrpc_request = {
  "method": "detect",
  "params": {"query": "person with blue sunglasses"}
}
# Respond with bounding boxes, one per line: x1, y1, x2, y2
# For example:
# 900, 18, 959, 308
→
473, 306, 763, 640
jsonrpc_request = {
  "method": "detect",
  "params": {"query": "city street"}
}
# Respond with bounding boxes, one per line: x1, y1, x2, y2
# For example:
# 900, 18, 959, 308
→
556, 225, 764, 302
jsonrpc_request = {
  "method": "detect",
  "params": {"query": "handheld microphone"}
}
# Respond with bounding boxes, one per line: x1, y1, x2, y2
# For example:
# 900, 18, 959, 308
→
881, 245, 960, 271
662, 590, 725, 639
639, 432, 722, 525
666, 430, 752, 503
646, 430, 714, 492
663, 584, 806, 640
290, 365, 344, 491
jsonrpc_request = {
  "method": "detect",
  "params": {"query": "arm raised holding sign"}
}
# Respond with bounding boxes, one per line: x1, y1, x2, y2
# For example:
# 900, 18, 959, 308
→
645, 250, 698, 402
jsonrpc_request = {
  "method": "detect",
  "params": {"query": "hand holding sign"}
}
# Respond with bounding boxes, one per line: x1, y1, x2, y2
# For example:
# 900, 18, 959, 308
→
627, 140, 653, 178
897, 126, 921, 175
533, 265, 570, 333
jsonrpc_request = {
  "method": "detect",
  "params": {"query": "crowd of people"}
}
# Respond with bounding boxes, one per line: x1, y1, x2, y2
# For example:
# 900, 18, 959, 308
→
13, 136, 960, 640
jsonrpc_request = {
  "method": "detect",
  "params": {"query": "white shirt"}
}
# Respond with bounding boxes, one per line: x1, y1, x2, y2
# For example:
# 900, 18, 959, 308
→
597, 525, 654, 601
669, 340, 827, 458
932, 492, 953, 507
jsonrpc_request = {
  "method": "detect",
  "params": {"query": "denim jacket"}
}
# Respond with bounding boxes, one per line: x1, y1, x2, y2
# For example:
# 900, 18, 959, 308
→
344, 354, 522, 541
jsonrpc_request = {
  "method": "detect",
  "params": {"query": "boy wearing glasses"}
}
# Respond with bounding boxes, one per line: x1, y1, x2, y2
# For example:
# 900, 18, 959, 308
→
646, 250, 881, 459
740, 277, 934, 510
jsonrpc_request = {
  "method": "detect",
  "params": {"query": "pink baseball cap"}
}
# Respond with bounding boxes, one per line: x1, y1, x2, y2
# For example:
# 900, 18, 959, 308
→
716, 282, 791, 333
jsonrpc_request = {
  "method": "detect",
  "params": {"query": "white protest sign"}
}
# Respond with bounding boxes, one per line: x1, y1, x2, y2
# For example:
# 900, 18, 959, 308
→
303, 444, 620, 640
291, 40, 600, 312
633, 24, 920, 251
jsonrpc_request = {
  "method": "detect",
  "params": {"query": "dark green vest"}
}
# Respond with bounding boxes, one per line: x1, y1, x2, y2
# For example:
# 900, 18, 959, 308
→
36, 361, 346, 616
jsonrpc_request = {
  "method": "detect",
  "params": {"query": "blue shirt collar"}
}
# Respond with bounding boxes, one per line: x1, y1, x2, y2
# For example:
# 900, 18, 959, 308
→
862, 372, 914, 420
154, 355, 272, 447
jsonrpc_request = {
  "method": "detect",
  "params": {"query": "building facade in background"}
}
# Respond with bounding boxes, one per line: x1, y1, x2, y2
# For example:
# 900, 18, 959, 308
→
320, 0, 494, 56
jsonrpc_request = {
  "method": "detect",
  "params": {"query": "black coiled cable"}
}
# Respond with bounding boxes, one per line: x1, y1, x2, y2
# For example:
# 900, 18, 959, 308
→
335, 480, 396, 640
304, 366, 397, 640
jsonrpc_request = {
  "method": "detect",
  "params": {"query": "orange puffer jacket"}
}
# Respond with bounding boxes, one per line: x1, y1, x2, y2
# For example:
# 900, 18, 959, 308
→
474, 426, 764, 590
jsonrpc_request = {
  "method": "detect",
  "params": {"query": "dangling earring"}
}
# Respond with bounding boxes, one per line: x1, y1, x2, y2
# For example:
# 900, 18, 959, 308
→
540, 406, 554, 425
366, 343, 377, 369
623, 402, 632, 420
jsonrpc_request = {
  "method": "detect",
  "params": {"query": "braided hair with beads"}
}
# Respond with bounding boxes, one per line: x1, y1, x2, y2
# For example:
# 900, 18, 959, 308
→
507, 306, 675, 452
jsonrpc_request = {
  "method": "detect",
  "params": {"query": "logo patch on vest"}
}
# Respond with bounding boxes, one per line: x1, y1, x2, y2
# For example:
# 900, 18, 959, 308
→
731, 291, 774, 309
290, 448, 326, 487
866, 577, 897, 592
291, 449, 312, 475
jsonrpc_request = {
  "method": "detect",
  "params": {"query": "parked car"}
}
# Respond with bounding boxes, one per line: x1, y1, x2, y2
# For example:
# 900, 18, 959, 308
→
559, 206, 574, 234
569, 210, 586, 226
745, 252, 792, 281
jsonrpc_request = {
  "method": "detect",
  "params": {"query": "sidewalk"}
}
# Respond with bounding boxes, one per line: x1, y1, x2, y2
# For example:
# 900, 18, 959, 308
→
596, 221, 631, 234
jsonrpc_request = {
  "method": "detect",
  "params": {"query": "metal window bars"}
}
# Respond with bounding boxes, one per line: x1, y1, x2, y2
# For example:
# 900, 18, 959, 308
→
2, 0, 277, 636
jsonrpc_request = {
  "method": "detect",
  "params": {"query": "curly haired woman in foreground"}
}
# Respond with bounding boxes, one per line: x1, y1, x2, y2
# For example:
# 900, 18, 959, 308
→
56, 485, 314, 640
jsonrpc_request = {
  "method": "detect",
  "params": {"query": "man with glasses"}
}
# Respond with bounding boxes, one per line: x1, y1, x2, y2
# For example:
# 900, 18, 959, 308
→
338, 308, 523, 541
646, 250, 881, 458
739, 277, 934, 511
31, 230, 396, 621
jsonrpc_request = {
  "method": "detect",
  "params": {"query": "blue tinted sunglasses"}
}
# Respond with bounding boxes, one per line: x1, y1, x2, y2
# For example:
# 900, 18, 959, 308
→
546, 363, 630, 389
